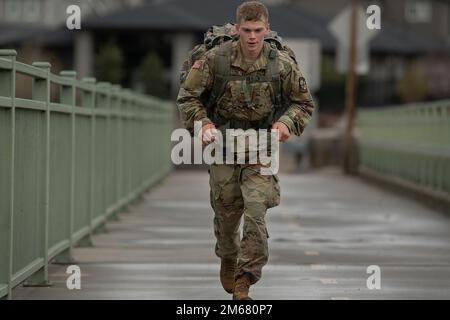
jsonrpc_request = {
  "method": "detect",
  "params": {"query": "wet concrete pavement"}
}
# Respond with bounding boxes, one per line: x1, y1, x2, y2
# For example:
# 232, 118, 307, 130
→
12, 168, 450, 299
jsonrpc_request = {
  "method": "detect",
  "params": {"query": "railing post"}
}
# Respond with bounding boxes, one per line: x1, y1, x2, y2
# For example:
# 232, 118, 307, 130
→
94, 82, 111, 233
131, 94, 138, 194
110, 85, 121, 221
123, 89, 133, 201
127, 91, 134, 196
149, 99, 155, 181
144, 98, 150, 184
23, 62, 52, 287
104, 83, 114, 218
117, 87, 126, 210
78, 77, 96, 247
0, 49, 17, 300
54, 70, 77, 264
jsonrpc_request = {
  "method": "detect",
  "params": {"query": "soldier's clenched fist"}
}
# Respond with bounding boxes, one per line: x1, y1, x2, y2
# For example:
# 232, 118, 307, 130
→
272, 121, 290, 142
200, 123, 218, 145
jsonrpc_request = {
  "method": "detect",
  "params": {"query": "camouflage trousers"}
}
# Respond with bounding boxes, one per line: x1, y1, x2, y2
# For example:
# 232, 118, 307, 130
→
208, 163, 280, 285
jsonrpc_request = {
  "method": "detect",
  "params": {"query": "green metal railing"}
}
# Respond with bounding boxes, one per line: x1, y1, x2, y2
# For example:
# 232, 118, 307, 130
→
357, 100, 450, 195
0, 50, 174, 299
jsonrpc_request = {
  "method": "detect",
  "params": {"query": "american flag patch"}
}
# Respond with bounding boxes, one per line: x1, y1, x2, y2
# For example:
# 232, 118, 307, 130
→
192, 60, 204, 70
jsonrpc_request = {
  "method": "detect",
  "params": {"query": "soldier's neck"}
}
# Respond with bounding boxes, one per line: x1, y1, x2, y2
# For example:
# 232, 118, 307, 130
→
239, 41, 262, 63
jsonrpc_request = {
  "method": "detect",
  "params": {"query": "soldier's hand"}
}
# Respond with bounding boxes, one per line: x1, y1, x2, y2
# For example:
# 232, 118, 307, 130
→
272, 121, 290, 142
200, 123, 218, 145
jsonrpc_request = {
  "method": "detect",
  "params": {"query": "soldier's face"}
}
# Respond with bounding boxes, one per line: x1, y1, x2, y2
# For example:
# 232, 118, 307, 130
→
236, 20, 269, 57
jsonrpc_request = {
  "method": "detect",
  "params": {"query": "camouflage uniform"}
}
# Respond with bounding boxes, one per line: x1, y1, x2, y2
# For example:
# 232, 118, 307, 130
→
177, 40, 314, 285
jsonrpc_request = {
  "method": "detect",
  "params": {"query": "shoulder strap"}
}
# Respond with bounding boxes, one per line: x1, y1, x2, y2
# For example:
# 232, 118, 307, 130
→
207, 41, 232, 109
207, 42, 283, 111
265, 44, 282, 108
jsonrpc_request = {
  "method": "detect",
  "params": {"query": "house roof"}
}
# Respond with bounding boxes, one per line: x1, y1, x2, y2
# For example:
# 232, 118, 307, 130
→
0, 23, 73, 46
370, 22, 449, 53
83, 0, 448, 53
2, 0, 447, 53
83, 0, 336, 45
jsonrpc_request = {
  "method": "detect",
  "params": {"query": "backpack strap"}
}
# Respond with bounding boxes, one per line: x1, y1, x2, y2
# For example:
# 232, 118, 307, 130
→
208, 42, 282, 107
265, 45, 282, 109
207, 41, 284, 128
207, 41, 232, 109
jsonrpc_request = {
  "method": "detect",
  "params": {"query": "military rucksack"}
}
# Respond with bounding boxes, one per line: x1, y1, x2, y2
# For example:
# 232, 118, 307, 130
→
180, 23, 298, 129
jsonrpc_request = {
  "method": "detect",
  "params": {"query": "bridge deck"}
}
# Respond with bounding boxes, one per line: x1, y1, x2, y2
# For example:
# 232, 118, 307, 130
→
12, 168, 450, 300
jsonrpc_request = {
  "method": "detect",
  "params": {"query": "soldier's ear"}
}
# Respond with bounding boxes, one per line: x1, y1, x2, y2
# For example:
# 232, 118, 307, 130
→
265, 23, 270, 35
232, 24, 237, 35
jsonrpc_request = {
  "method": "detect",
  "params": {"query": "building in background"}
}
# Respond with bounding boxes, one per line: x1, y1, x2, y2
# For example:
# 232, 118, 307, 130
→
0, 0, 144, 98
0, 0, 144, 27
292, 0, 450, 109
1, 0, 448, 110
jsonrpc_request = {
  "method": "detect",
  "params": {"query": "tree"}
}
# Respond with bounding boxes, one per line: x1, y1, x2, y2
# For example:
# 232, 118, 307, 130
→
139, 51, 168, 98
95, 39, 124, 84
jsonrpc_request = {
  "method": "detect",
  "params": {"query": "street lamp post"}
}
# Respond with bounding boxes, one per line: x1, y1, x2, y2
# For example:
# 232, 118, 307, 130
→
343, 0, 359, 174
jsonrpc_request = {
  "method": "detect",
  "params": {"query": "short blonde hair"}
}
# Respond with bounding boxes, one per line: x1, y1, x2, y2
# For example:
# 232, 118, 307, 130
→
236, 1, 269, 24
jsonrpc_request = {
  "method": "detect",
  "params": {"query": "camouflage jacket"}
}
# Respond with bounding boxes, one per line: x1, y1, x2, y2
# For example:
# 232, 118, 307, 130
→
176, 40, 315, 136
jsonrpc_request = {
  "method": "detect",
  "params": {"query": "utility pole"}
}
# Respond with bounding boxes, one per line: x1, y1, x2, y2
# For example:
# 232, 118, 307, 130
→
343, 0, 359, 174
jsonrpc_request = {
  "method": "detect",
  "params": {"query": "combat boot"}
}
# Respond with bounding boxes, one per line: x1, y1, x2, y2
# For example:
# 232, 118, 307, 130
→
220, 258, 237, 294
232, 274, 252, 300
